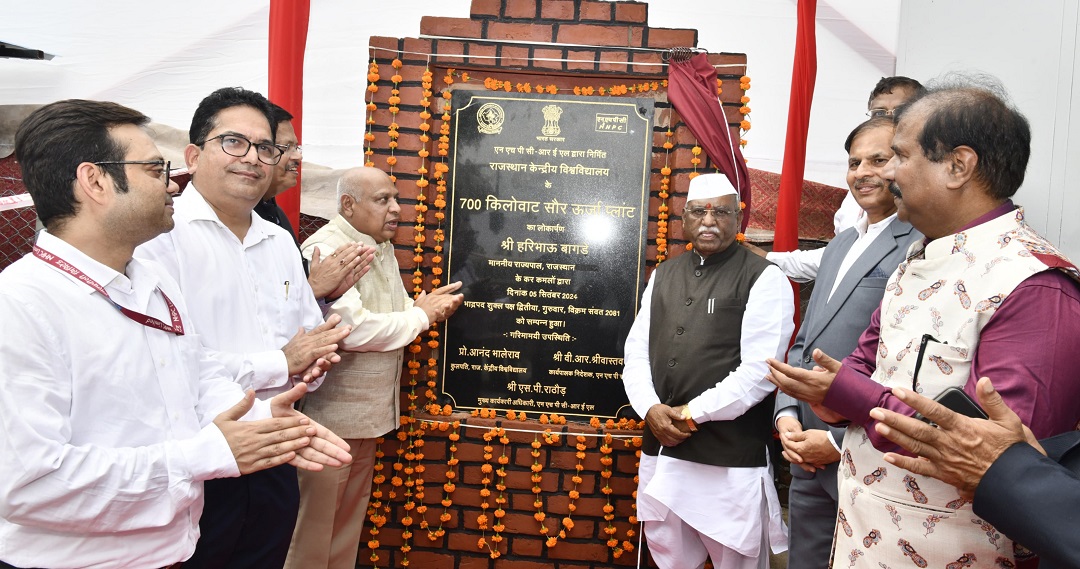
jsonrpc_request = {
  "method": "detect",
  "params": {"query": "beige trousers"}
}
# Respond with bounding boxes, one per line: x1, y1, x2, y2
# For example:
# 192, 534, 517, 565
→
283, 438, 378, 569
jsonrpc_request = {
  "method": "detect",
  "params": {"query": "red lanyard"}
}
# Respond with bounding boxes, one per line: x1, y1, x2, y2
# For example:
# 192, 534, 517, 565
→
33, 245, 185, 336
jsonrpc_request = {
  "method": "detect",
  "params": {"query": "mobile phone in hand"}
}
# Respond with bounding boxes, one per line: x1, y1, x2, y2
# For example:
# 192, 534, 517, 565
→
916, 386, 987, 423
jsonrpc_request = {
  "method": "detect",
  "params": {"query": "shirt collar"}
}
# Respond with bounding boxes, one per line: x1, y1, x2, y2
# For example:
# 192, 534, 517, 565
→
35, 231, 134, 294
329, 214, 386, 250
179, 183, 271, 247
957, 200, 1015, 233
859, 212, 898, 237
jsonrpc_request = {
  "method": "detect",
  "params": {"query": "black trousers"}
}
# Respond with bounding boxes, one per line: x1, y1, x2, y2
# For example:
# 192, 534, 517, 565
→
183, 464, 300, 569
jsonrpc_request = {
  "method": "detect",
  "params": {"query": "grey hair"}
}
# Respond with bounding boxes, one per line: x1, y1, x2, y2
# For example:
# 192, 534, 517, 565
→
336, 172, 364, 211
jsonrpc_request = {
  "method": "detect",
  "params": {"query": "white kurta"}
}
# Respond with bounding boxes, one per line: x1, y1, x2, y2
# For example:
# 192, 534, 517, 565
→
623, 261, 794, 557
136, 186, 325, 398
0, 232, 270, 568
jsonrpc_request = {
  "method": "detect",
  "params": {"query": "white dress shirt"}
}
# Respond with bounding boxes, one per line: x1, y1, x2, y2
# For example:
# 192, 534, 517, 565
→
0, 232, 268, 568
136, 186, 325, 399
766, 191, 866, 283
622, 261, 794, 557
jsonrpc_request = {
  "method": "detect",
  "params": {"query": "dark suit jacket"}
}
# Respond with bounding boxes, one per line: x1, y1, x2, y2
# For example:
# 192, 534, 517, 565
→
775, 217, 921, 499
975, 431, 1080, 569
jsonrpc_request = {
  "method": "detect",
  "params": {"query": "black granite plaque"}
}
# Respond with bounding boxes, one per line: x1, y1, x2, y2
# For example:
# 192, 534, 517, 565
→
441, 90, 653, 420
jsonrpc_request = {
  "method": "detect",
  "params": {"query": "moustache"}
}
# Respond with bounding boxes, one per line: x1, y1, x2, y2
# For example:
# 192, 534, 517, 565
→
889, 182, 902, 198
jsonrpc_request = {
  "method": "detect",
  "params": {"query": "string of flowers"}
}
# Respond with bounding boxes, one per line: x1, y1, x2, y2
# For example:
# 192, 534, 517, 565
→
480, 76, 666, 96
385, 58, 404, 181
428, 421, 459, 541
739, 75, 752, 136
366, 439, 389, 566
476, 427, 508, 558
656, 129, 674, 263
364, 59, 379, 167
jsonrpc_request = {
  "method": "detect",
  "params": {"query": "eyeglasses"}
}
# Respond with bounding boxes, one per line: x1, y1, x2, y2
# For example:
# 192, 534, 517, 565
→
684, 206, 737, 221
198, 134, 284, 165
867, 108, 896, 118
93, 160, 171, 188
275, 143, 303, 156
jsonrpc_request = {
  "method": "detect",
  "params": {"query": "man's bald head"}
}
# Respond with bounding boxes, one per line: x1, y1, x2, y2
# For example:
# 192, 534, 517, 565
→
337, 167, 401, 243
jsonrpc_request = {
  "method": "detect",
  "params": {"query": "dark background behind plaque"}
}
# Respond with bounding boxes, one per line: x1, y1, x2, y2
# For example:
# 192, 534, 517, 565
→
442, 91, 653, 420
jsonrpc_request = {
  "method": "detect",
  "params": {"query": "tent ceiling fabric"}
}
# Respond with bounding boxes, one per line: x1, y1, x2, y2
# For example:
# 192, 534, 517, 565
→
0, 0, 899, 196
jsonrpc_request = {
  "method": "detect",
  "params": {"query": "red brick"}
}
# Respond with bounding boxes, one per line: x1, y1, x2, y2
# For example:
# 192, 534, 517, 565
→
489, 21, 554, 43
499, 510, 544, 533
510, 492, 544, 512
447, 529, 487, 552
605, 475, 638, 496
615, 452, 640, 474
550, 448, 603, 471
561, 471, 597, 494
547, 495, 606, 520
565, 49, 596, 72
646, 27, 698, 49
506, 469, 558, 492
557, 24, 633, 47
532, 47, 564, 71
597, 50, 628, 73
468, 43, 499, 66
545, 538, 610, 561
470, 0, 501, 18
435, 40, 467, 64
540, 0, 576, 21
615, 1, 648, 23
458, 552, 498, 569
399, 549, 455, 567
421, 16, 484, 39
580, 0, 614, 22
369, 36, 400, 55
505, 0, 538, 19
630, 50, 663, 75
513, 446, 546, 468
500, 46, 530, 68
503, 542, 547, 562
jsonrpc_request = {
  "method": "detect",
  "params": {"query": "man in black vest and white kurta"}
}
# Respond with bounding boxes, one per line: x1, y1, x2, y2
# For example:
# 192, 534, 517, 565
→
623, 173, 795, 569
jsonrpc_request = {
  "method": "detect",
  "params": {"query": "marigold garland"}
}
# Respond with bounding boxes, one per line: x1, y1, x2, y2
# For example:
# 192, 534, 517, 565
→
363, 60, 379, 167
479, 75, 666, 97
656, 129, 674, 263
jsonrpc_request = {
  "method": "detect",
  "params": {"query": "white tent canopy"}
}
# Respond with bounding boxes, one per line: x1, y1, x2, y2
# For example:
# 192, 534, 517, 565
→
3, 0, 1078, 257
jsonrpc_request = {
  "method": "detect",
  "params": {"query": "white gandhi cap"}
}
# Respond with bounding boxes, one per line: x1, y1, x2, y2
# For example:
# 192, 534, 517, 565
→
686, 173, 738, 202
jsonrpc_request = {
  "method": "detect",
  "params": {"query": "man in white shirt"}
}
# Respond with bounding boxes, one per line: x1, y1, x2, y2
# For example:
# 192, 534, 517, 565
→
622, 173, 794, 569
136, 87, 357, 569
772, 117, 921, 569
0, 99, 351, 569
255, 102, 372, 299
757, 76, 924, 281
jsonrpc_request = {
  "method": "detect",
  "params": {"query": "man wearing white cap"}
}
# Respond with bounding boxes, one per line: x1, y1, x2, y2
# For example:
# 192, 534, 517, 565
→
623, 173, 795, 569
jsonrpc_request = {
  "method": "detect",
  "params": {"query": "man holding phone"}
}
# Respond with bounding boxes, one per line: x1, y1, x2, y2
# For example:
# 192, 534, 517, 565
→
765, 76, 1080, 567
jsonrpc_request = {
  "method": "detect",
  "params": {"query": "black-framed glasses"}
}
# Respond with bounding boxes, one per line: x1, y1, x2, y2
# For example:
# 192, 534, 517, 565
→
867, 108, 895, 118
198, 133, 283, 165
93, 160, 171, 188
684, 206, 737, 221
275, 142, 303, 156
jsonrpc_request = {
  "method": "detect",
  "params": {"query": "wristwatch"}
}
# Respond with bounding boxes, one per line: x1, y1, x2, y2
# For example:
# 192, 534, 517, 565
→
681, 406, 698, 432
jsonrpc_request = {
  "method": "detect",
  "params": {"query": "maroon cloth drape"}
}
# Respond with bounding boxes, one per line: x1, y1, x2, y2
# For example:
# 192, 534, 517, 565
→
268, 0, 310, 237
668, 53, 752, 233
775, 0, 817, 253
776, 0, 818, 329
